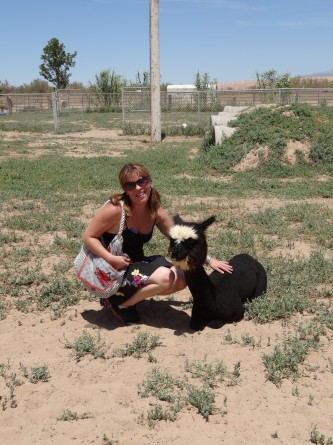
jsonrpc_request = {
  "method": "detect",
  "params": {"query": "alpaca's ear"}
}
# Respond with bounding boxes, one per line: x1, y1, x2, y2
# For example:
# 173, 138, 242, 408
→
173, 214, 184, 225
200, 216, 216, 231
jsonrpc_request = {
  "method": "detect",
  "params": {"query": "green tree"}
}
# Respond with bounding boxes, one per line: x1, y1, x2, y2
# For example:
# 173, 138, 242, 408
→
256, 69, 292, 89
39, 38, 77, 89
135, 71, 150, 87
194, 71, 217, 91
89, 69, 127, 107
194, 71, 217, 106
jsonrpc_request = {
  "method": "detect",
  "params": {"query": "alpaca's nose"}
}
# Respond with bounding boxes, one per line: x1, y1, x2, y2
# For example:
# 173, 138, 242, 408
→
170, 245, 185, 261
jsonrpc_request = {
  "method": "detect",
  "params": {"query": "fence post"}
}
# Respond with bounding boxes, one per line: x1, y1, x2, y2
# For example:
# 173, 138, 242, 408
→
122, 90, 125, 128
52, 91, 59, 132
197, 91, 200, 124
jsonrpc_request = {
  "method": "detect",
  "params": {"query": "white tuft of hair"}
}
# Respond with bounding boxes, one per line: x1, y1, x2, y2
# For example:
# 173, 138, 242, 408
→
170, 224, 198, 241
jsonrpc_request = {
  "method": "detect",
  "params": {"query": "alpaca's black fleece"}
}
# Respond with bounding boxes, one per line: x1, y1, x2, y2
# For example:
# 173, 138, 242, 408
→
169, 215, 267, 331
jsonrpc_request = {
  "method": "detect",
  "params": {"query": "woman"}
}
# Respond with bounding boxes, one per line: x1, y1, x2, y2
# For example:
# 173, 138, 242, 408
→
82, 162, 232, 325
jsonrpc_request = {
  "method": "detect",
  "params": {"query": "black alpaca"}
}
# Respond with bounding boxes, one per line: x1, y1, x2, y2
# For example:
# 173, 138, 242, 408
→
169, 215, 267, 331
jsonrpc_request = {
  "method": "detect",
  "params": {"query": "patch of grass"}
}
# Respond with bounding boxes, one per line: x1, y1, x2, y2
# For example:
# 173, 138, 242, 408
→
64, 331, 106, 361
0, 362, 23, 409
0, 302, 10, 320
28, 364, 50, 384
262, 321, 325, 386
241, 333, 257, 347
0, 231, 24, 246
245, 290, 313, 324
138, 357, 240, 424
113, 332, 162, 360
247, 203, 333, 250
14, 299, 32, 313
20, 363, 50, 383
138, 367, 186, 404
57, 409, 93, 421
200, 103, 333, 174
315, 307, 333, 330
224, 329, 238, 344
187, 384, 215, 421
146, 404, 179, 428
310, 425, 333, 445
36, 278, 81, 318
245, 253, 333, 324
102, 433, 117, 445
184, 357, 227, 387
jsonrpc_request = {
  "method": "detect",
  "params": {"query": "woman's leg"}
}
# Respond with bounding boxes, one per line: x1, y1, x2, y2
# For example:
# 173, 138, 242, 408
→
119, 266, 186, 308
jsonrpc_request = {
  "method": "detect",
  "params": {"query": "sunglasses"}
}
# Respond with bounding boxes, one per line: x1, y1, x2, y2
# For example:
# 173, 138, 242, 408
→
124, 176, 150, 191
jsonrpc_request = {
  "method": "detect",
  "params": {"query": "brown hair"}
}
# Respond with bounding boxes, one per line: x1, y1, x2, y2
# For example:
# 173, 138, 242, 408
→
109, 162, 161, 218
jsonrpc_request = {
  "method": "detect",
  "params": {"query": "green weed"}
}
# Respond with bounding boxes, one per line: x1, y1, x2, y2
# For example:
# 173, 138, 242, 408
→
57, 409, 93, 421
0, 362, 23, 409
0, 302, 9, 320
187, 384, 215, 421
146, 404, 179, 428
310, 425, 333, 445
138, 357, 240, 423
185, 357, 227, 387
113, 332, 162, 360
102, 433, 117, 445
36, 278, 81, 317
28, 365, 50, 384
262, 321, 324, 386
64, 331, 106, 361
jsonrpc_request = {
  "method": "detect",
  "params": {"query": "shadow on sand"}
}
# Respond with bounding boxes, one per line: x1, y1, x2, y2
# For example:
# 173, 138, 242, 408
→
80, 299, 194, 335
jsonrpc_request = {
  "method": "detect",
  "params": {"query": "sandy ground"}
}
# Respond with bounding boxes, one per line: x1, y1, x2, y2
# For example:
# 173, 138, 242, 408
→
1, 293, 333, 445
1, 129, 333, 445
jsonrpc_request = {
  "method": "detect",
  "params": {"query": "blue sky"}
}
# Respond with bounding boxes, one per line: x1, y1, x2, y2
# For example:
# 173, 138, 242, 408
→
2, 0, 333, 87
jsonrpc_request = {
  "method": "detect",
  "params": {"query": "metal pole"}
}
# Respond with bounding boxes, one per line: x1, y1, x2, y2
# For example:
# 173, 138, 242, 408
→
150, 0, 161, 142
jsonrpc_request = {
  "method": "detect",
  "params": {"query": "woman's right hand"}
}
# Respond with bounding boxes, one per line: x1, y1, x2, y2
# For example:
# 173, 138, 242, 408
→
110, 254, 132, 270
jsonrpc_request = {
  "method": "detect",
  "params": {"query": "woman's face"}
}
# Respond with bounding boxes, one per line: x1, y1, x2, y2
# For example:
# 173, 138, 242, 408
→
123, 173, 151, 205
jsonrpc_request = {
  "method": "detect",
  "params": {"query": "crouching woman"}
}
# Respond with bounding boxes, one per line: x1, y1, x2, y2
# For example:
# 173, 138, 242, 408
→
82, 162, 187, 324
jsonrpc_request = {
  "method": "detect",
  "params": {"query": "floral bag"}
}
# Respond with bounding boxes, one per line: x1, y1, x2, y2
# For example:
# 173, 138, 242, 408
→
74, 200, 126, 298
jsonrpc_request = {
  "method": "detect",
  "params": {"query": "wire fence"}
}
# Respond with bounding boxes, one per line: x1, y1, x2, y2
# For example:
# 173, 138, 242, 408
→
1, 88, 333, 134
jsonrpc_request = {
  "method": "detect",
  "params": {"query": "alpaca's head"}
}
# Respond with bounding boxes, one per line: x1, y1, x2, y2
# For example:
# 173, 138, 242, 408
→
169, 215, 216, 271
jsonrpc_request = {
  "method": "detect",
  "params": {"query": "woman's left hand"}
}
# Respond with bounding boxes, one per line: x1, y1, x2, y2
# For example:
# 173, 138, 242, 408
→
208, 258, 233, 274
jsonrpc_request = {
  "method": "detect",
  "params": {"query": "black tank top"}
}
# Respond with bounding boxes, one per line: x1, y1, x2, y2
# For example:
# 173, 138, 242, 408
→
101, 225, 154, 262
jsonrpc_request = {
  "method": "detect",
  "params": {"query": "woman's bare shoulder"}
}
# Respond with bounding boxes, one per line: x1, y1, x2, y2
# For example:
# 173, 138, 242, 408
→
99, 201, 121, 216
92, 201, 121, 225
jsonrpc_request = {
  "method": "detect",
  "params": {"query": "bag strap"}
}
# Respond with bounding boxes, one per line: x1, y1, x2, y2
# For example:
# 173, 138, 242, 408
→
117, 200, 125, 240
102, 199, 125, 241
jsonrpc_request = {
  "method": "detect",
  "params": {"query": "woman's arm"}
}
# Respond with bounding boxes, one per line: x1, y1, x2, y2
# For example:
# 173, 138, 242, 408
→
82, 203, 131, 269
155, 207, 174, 238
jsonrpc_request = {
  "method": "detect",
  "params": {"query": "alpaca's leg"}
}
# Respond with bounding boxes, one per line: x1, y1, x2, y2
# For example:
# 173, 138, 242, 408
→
190, 304, 206, 331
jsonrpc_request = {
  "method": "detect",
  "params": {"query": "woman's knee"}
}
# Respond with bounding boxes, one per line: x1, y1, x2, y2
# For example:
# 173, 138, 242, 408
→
170, 266, 187, 292
172, 275, 187, 292
148, 267, 175, 291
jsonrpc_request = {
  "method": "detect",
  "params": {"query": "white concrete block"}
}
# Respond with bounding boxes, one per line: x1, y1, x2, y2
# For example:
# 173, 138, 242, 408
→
214, 125, 236, 145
